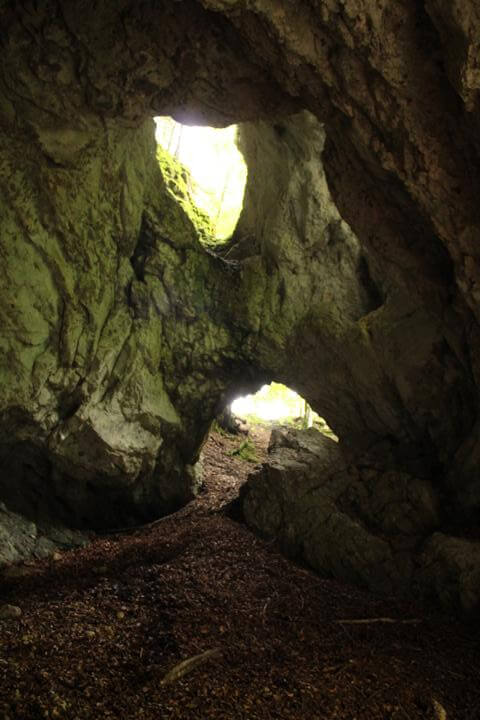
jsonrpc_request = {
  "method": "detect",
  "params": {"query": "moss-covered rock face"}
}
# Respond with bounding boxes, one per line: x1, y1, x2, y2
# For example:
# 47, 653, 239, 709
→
0, 114, 261, 530
0, 0, 480, 609
0, 118, 176, 529
155, 146, 216, 247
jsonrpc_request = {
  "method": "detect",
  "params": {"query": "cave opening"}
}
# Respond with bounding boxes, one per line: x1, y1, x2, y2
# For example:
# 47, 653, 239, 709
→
222, 382, 338, 441
154, 116, 247, 242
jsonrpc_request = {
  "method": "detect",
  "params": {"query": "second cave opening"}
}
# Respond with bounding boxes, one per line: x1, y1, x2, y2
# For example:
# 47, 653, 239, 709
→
228, 382, 338, 441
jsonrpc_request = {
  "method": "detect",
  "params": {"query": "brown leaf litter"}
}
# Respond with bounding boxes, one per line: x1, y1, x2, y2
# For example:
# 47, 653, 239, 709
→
0, 426, 479, 720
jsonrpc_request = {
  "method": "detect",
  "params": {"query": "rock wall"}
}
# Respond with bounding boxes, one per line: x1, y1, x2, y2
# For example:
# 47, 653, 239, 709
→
0, 1, 479, 609
242, 428, 480, 615
0, 112, 263, 531
0, 117, 189, 529
200, 0, 480, 521
234, 115, 475, 473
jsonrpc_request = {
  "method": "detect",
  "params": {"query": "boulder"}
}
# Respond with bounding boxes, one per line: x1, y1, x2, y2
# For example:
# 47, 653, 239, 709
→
0, 502, 88, 567
419, 533, 480, 615
241, 428, 480, 613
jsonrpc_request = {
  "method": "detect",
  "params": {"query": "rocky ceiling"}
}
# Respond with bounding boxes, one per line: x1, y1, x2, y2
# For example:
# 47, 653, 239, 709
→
0, 1, 479, 611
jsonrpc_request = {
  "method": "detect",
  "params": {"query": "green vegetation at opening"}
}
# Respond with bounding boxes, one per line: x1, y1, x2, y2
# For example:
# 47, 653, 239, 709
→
231, 382, 338, 441
230, 438, 258, 463
155, 117, 247, 243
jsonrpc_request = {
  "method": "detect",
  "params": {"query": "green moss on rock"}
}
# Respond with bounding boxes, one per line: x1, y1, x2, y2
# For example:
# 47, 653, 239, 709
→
156, 146, 216, 247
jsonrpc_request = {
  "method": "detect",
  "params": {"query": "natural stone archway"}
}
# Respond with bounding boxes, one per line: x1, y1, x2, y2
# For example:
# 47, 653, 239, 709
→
230, 114, 479, 613
0, 1, 480, 611
233, 113, 475, 468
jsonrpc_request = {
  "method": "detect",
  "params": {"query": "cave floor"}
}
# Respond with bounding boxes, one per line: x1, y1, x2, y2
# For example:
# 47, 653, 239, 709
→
0, 427, 479, 720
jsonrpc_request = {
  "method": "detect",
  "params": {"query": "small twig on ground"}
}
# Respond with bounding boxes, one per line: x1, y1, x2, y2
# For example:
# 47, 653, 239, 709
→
262, 598, 271, 624
160, 648, 222, 686
322, 660, 355, 674
335, 617, 421, 625
432, 699, 447, 720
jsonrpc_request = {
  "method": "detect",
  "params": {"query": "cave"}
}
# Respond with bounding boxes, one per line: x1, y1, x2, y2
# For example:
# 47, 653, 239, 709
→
1, 0, 479, 603
1, 0, 480, 688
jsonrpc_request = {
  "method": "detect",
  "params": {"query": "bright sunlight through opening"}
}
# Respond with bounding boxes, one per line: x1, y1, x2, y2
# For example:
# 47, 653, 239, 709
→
155, 117, 247, 240
231, 383, 338, 440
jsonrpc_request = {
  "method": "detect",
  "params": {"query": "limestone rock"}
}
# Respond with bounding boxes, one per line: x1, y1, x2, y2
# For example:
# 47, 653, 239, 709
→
419, 533, 480, 614
0, 502, 88, 567
0, 504, 37, 567
241, 428, 456, 607
0, 117, 251, 529
234, 113, 475, 477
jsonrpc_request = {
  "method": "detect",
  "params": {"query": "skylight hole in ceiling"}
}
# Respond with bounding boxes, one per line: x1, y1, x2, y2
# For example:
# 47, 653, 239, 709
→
155, 117, 247, 242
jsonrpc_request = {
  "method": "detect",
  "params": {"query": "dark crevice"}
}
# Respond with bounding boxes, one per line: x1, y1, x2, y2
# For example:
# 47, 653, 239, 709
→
356, 255, 383, 313
130, 223, 155, 282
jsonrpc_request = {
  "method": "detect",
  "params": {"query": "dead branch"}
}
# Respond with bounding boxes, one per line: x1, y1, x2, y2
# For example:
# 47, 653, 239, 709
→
335, 617, 421, 625
322, 659, 355, 674
160, 648, 222, 686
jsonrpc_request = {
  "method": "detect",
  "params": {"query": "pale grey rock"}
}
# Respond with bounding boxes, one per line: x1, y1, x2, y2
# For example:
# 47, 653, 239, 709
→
0, 503, 88, 567
241, 428, 463, 608
0, 505, 37, 567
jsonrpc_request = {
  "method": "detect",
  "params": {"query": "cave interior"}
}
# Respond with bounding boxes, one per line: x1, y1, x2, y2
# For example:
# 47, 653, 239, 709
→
0, 0, 480, 619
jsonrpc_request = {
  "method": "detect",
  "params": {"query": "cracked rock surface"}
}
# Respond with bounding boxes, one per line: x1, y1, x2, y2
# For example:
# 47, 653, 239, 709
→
242, 427, 480, 614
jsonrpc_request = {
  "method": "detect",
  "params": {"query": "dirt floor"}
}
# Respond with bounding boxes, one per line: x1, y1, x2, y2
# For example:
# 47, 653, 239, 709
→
0, 426, 479, 720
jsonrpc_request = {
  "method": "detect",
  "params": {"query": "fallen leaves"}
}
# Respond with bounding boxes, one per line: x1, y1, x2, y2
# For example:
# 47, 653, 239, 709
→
0, 430, 478, 719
